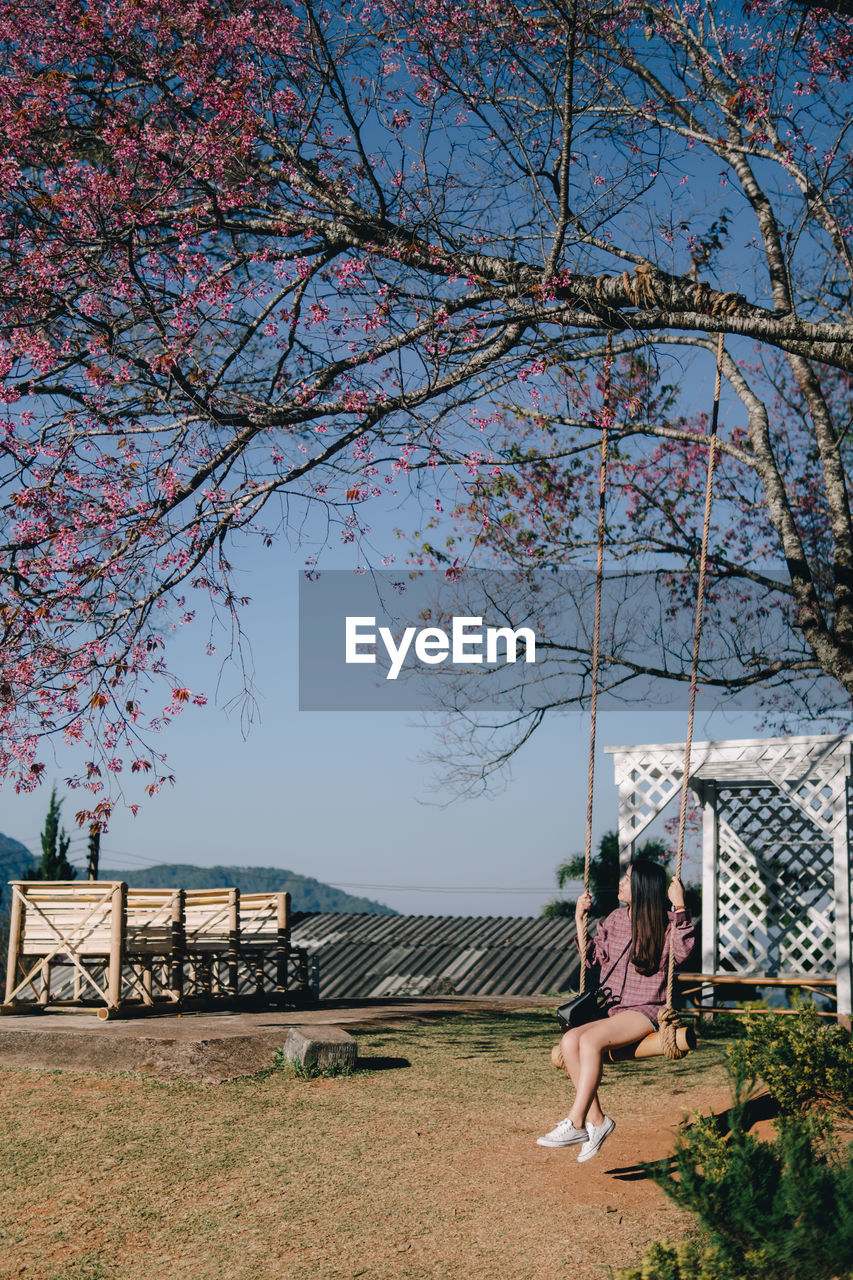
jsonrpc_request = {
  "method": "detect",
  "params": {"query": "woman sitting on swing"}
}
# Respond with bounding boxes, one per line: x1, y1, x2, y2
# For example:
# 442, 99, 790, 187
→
537, 858, 695, 1161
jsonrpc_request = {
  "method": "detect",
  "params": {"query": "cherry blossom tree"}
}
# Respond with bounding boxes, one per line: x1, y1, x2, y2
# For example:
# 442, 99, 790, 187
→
1, 0, 852, 817
403, 0, 853, 780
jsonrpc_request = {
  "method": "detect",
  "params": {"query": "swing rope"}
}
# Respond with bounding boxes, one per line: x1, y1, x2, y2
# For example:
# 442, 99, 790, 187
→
576, 332, 724, 1059
579, 333, 613, 993
659, 330, 726, 1059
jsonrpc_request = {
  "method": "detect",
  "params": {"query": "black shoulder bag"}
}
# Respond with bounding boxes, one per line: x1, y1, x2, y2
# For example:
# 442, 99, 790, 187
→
555, 937, 632, 1031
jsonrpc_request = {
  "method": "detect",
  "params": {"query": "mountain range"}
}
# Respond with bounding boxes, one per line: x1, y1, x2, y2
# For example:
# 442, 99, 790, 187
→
0, 835, 395, 915
98, 863, 395, 913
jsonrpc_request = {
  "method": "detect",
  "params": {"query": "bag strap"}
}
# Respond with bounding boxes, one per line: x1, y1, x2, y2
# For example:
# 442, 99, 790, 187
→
596, 937, 631, 989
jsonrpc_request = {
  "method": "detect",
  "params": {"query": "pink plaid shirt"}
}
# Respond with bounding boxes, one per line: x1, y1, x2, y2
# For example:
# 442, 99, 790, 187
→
579, 906, 696, 1028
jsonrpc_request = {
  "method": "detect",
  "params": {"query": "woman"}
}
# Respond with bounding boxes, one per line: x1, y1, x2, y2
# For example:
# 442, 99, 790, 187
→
537, 858, 695, 1162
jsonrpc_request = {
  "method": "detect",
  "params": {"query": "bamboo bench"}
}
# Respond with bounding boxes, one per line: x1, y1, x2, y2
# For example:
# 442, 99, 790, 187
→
182, 887, 239, 1000
3, 881, 125, 1012
240, 891, 289, 997
125, 887, 184, 1006
3, 880, 310, 1017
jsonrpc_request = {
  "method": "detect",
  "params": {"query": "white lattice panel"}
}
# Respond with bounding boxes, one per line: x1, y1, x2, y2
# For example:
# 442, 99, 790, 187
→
717, 821, 772, 971
608, 734, 852, 1012
716, 785, 835, 975
746, 738, 848, 835
609, 735, 852, 841
610, 748, 686, 846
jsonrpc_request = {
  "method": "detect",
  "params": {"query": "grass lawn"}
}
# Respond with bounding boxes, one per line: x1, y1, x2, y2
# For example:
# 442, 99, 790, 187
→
0, 1010, 733, 1280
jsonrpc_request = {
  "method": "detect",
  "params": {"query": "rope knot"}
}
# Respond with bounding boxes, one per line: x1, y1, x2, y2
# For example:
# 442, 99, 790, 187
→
658, 1005, 687, 1060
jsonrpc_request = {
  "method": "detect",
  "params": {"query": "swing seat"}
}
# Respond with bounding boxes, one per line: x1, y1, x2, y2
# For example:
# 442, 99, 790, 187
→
606, 1022, 696, 1061
551, 1021, 696, 1071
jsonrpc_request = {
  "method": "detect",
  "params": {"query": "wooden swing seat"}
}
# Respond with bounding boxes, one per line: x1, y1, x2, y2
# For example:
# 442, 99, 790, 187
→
551, 1020, 696, 1071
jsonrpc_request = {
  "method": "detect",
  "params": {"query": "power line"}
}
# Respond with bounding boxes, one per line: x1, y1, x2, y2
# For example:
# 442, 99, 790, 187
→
327, 881, 574, 894
59, 865, 565, 895
97, 847, 169, 865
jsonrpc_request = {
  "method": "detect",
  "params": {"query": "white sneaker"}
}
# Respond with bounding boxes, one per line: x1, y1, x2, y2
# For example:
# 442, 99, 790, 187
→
536, 1116, 589, 1147
577, 1115, 615, 1162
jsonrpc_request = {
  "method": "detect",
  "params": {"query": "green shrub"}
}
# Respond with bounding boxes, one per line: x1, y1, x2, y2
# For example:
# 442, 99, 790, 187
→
727, 1001, 853, 1115
616, 1239, 736, 1280
640, 1103, 853, 1280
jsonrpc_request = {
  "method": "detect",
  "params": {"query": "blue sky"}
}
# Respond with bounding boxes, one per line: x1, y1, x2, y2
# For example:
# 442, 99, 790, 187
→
0, 355, 781, 917
0, 523, 763, 916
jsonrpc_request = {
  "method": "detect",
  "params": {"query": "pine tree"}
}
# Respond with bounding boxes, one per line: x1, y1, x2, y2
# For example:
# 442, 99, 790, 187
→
29, 785, 76, 880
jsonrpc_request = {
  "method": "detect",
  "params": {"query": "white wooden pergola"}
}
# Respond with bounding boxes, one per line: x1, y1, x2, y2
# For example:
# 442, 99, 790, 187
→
605, 734, 853, 1019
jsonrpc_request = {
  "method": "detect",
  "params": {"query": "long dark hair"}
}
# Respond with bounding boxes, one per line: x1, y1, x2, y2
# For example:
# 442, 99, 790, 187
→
629, 858, 669, 976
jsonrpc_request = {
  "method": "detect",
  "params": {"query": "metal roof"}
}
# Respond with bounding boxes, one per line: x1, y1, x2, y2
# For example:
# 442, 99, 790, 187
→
289, 912, 582, 999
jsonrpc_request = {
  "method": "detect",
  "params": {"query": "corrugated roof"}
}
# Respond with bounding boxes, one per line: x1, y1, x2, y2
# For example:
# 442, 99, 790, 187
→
289, 912, 582, 999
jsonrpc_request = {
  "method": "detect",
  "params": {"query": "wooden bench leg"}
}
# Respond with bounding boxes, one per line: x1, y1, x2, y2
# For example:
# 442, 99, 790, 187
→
39, 959, 51, 1006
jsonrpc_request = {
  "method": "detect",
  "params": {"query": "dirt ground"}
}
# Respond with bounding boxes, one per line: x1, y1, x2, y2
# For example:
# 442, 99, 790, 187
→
0, 1011, 744, 1280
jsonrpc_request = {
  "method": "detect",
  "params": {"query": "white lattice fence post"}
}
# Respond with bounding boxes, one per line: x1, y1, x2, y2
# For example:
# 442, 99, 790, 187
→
834, 782, 852, 1021
701, 780, 717, 1005
617, 765, 636, 872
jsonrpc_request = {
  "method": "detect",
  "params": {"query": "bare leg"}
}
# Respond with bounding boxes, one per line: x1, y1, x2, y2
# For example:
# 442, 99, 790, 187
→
560, 1025, 605, 1127
559, 1027, 583, 1088
568, 1011, 655, 1129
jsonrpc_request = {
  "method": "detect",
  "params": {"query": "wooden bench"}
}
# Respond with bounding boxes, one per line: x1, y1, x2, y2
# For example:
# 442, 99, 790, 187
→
239, 891, 289, 998
677, 971, 838, 1017
180, 888, 307, 1003
3, 881, 190, 1015
4, 881, 124, 1011
3, 880, 313, 1016
124, 887, 184, 1006
182, 888, 239, 999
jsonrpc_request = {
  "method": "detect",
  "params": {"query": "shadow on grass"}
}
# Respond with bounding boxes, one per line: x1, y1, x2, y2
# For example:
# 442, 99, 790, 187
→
606, 1091, 780, 1182
355, 1055, 412, 1072
608, 1155, 678, 1182
409, 1011, 558, 1047
710, 1089, 780, 1135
